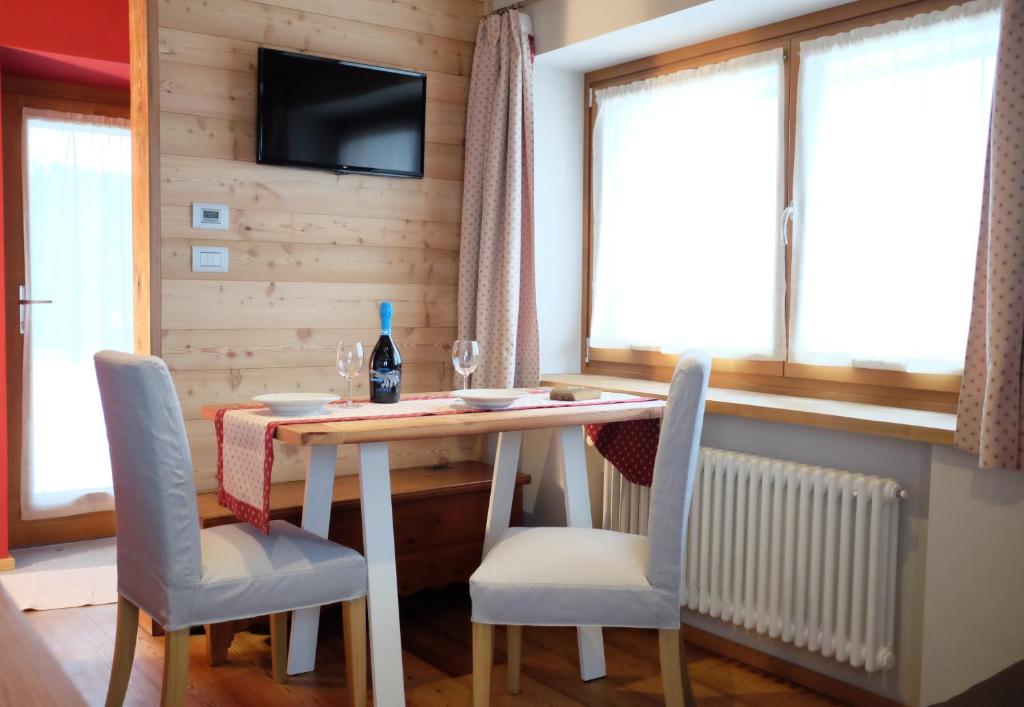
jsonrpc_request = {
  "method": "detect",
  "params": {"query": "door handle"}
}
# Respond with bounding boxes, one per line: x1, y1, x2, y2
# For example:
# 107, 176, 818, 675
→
19, 285, 53, 334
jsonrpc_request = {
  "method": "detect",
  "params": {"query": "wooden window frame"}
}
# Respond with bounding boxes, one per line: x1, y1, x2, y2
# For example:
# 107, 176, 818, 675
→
582, 0, 976, 414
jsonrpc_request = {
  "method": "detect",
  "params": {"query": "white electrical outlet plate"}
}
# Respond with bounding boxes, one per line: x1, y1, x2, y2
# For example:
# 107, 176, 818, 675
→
191, 202, 230, 230
191, 246, 229, 273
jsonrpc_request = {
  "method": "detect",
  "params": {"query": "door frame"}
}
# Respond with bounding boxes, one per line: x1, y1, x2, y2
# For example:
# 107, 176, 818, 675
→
2, 76, 130, 547
130, 0, 161, 357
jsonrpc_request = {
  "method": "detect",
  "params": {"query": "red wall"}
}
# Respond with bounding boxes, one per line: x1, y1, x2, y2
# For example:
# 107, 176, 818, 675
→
0, 0, 128, 560
0, 56, 6, 561
0, 0, 129, 64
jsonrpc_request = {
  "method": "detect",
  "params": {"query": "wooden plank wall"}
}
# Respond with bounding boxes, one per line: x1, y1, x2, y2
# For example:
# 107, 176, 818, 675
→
155, 0, 484, 489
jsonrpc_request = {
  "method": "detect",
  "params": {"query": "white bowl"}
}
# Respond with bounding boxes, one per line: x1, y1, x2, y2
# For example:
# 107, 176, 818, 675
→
452, 388, 529, 410
253, 393, 337, 417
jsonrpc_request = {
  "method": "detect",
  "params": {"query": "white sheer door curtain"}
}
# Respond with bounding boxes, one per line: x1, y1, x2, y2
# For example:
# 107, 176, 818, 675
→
21, 109, 133, 520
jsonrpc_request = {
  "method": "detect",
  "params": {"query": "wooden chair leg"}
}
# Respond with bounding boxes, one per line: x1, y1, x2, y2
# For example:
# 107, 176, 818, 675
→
104, 596, 139, 707
473, 622, 494, 707
506, 625, 522, 695
342, 597, 367, 707
161, 628, 190, 707
269, 613, 289, 684
205, 622, 234, 666
659, 628, 686, 707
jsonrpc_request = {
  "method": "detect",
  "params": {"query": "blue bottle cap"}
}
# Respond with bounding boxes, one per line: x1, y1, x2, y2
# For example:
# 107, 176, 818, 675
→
380, 301, 393, 318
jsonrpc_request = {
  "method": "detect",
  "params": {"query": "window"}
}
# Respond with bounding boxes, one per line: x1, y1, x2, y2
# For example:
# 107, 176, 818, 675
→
790, 3, 999, 374
591, 49, 786, 360
585, 0, 1001, 405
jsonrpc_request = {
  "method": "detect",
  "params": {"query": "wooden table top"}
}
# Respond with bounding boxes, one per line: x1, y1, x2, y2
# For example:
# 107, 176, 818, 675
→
200, 393, 665, 446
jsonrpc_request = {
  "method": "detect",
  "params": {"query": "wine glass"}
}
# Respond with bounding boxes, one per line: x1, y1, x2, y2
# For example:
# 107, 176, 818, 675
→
451, 340, 480, 391
336, 341, 365, 407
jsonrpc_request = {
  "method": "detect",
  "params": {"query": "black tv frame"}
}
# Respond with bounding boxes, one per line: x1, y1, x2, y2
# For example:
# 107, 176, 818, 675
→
256, 48, 427, 179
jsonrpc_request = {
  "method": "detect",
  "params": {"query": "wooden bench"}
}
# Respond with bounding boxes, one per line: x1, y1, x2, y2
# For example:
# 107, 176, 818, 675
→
142, 461, 530, 663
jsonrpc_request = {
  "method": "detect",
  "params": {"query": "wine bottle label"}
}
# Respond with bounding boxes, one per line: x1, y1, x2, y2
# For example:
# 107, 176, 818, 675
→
371, 369, 401, 391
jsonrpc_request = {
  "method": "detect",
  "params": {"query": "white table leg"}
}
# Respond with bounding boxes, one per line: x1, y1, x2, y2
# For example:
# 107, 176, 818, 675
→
357, 441, 406, 707
483, 431, 523, 558
558, 425, 607, 682
288, 444, 337, 675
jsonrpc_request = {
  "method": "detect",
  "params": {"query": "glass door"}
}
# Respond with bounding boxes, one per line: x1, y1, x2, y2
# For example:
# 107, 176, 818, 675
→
19, 109, 133, 520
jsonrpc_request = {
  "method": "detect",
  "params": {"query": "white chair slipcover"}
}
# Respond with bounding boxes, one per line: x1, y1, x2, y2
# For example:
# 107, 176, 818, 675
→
470, 351, 709, 628
469, 351, 710, 706
95, 351, 369, 707
94, 351, 367, 631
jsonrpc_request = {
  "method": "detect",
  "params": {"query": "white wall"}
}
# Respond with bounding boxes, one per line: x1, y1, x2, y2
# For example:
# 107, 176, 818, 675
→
506, 0, 855, 70
533, 62, 583, 374
918, 447, 1024, 704
496, 0, 710, 54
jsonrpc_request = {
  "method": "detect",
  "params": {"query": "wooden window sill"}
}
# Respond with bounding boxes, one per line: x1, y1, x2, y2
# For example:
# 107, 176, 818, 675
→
541, 373, 956, 446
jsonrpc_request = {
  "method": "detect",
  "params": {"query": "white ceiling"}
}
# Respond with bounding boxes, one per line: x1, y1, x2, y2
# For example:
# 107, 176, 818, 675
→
534, 0, 858, 72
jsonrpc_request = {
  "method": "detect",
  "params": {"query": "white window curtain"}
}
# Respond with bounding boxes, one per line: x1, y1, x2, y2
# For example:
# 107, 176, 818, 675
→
590, 48, 786, 360
21, 110, 133, 520
789, 0, 1001, 374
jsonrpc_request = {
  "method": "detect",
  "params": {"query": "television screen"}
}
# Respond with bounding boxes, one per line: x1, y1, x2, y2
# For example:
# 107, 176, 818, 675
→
257, 48, 426, 178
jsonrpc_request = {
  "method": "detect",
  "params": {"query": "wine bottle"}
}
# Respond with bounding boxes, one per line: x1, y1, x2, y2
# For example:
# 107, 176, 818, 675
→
369, 301, 402, 403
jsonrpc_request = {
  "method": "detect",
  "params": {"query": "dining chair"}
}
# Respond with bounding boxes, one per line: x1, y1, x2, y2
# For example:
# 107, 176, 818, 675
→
469, 351, 710, 706
94, 351, 369, 707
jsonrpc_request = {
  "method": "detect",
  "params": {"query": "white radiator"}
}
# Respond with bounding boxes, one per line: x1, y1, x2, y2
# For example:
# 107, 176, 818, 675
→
601, 447, 904, 672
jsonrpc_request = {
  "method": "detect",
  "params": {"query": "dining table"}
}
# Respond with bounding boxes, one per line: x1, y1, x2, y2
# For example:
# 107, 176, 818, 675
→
202, 393, 665, 707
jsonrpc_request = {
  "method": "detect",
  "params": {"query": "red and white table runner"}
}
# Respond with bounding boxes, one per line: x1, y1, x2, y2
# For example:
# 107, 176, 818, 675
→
585, 419, 661, 487
216, 390, 656, 533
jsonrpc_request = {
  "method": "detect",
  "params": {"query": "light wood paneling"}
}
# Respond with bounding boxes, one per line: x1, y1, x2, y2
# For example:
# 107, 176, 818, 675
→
162, 281, 456, 330
161, 155, 462, 223
161, 239, 458, 285
159, 0, 475, 76
162, 326, 456, 370
156, 0, 479, 485
290, 213, 461, 250
185, 424, 480, 490
157, 28, 472, 103
267, 0, 482, 42
195, 460, 521, 524
161, 204, 293, 243
161, 205, 461, 249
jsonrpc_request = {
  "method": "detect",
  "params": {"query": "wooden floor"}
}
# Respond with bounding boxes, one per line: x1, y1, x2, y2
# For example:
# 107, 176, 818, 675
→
26, 585, 843, 706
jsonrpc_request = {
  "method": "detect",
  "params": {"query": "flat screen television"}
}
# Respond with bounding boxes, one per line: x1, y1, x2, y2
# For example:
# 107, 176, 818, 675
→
257, 48, 427, 178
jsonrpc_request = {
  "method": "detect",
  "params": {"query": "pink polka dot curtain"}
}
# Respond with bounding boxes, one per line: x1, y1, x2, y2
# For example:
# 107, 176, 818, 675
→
457, 9, 540, 389
956, 0, 1024, 470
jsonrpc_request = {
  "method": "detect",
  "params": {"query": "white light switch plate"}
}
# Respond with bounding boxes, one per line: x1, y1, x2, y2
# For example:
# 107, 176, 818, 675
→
191, 202, 230, 230
191, 246, 229, 273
